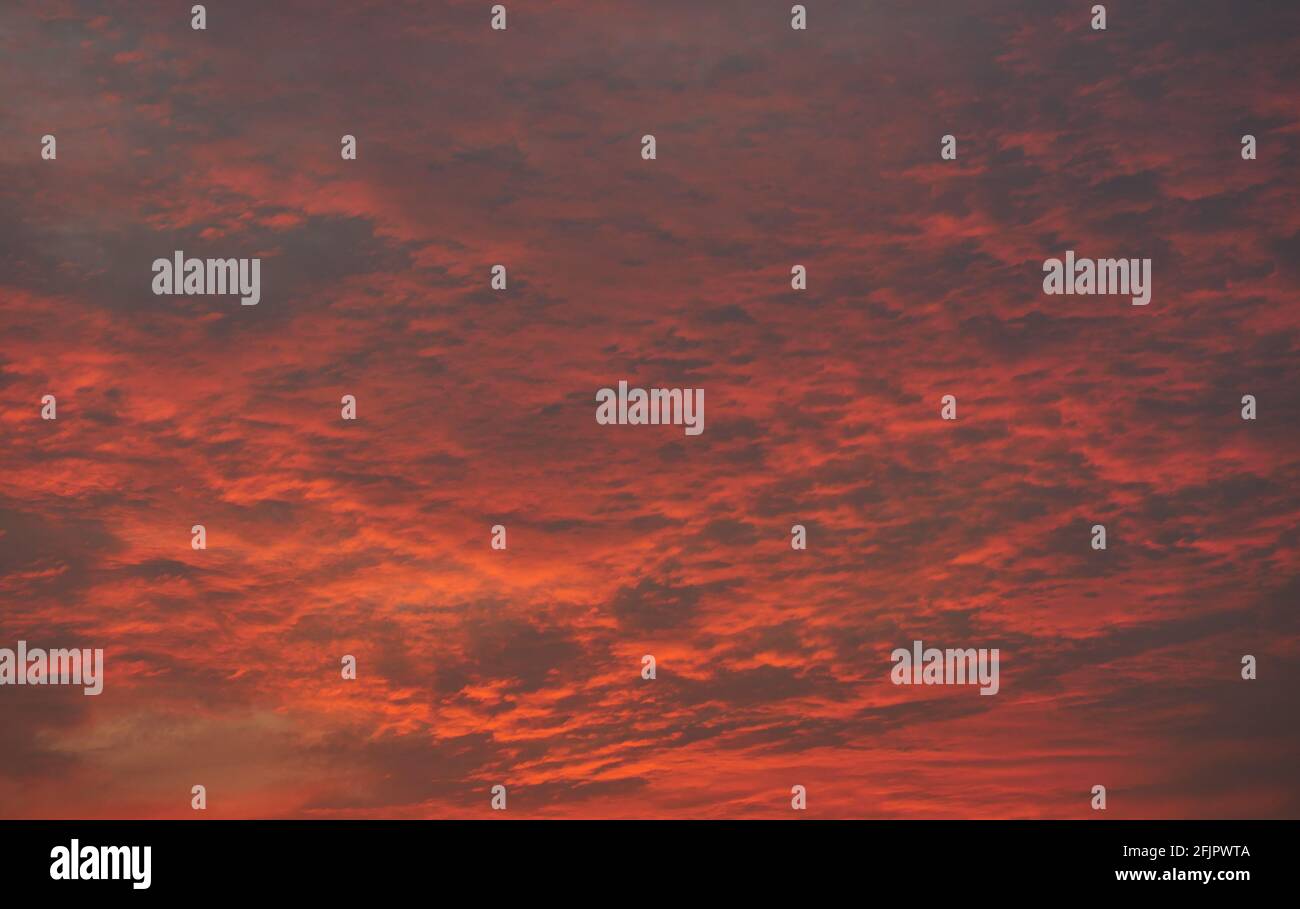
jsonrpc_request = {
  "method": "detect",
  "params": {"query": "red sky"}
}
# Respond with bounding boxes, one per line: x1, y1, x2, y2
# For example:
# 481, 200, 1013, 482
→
2, 0, 1298, 819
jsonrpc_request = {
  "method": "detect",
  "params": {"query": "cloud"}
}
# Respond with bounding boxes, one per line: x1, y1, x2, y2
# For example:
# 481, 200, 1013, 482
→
1, 0, 1297, 818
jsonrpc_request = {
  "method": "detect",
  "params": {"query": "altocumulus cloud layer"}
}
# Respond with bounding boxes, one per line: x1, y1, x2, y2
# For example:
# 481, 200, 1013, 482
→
1, 0, 1298, 818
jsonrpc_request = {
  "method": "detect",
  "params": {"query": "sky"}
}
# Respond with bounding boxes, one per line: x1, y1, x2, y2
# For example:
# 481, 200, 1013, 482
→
1, 0, 1298, 819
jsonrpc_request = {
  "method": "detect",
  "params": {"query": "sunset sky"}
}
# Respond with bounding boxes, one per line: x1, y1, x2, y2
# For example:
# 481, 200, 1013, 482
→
1, 0, 1298, 819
